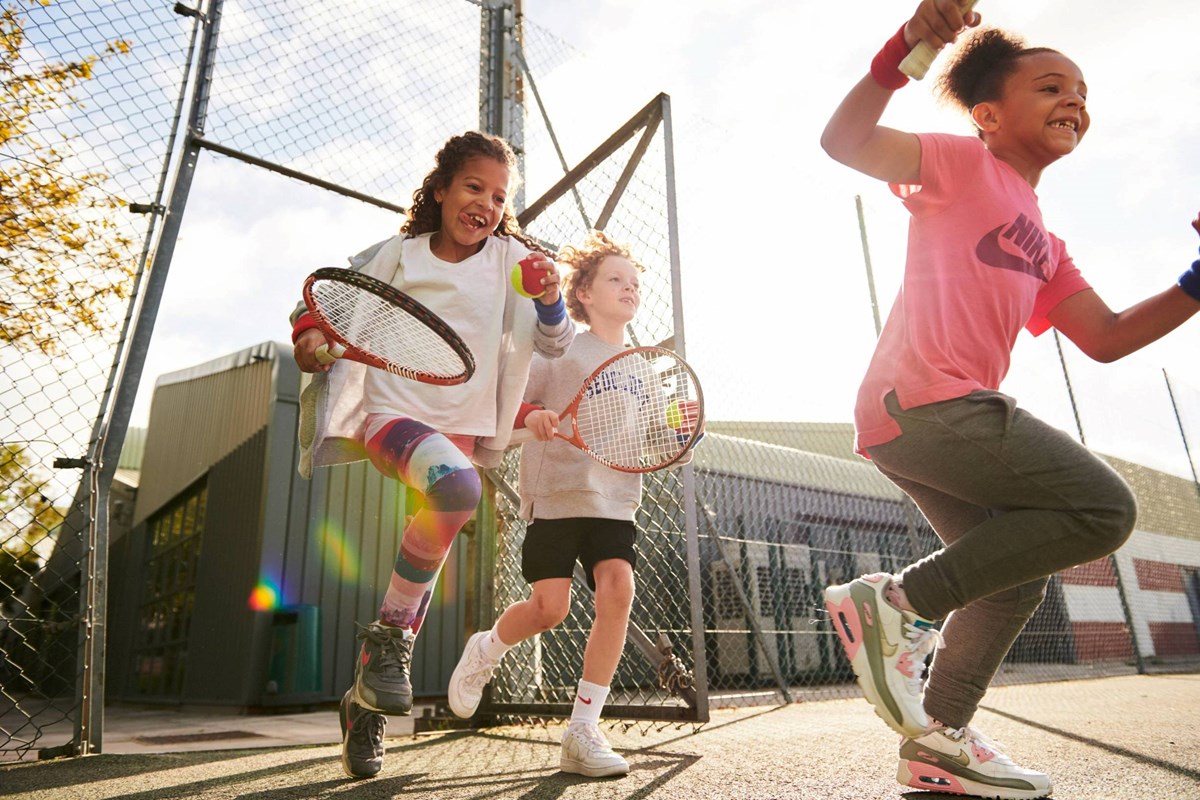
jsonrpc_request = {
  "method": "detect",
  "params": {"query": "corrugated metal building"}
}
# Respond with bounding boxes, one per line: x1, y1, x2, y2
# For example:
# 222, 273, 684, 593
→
106, 341, 468, 707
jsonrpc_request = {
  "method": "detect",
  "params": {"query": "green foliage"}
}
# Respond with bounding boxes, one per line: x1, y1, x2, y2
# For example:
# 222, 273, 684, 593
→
1, 0, 134, 354
0, 443, 64, 604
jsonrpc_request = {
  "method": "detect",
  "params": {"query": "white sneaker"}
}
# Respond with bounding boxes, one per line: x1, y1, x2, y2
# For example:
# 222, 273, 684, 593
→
559, 721, 629, 778
899, 725, 1053, 799
824, 572, 942, 736
447, 631, 498, 718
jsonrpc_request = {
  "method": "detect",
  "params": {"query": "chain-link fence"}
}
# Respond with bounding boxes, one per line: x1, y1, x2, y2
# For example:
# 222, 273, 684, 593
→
2, 0, 201, 760
4, 0, 1199, 763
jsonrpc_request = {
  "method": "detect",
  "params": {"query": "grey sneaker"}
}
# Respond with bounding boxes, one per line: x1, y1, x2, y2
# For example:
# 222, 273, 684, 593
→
447, 631, 498, 718
353, 620, 415, 715
559, 721, 629, 778
338, 688, 385, 779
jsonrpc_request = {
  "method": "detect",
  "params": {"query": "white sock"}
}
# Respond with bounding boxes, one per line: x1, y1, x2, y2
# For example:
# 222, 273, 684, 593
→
479, 624, 512, 663
570, 680, 608, 726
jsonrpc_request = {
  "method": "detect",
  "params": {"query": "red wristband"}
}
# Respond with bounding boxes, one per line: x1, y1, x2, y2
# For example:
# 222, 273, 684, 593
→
291, 312, 320, 344
871, 23, 913, 91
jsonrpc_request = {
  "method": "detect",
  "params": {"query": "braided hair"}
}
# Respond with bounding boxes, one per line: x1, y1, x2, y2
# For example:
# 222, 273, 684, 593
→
937, 28, 1060, 128
401, 131, 553, 256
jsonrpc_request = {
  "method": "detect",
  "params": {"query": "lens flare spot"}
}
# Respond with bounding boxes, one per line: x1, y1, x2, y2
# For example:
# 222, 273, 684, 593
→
249, 580, 279, 611
320, 522, 360, 582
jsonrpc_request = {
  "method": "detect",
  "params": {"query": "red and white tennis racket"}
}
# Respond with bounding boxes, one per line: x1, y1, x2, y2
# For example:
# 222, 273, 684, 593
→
899, 0, 980, 80
302, 267, 475, 385
510, 346, 705, 473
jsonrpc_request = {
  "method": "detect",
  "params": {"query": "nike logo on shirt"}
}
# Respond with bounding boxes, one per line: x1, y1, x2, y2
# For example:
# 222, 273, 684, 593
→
975, 213, 1050, 282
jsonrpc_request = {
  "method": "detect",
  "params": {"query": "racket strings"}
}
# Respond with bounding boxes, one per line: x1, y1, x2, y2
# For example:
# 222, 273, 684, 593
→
574, 353, 700, 470
312, 280, 468, 378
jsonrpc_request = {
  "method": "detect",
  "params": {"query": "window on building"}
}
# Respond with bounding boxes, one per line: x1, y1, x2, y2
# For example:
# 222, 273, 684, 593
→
131, 479, 207, 698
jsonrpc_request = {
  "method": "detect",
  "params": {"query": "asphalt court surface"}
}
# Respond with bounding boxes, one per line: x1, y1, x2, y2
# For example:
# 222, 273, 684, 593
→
2, 674, 1197, 799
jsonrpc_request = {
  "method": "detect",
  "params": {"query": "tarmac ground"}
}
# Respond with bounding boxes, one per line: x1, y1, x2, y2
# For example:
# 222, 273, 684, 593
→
1, 674, 1197, 799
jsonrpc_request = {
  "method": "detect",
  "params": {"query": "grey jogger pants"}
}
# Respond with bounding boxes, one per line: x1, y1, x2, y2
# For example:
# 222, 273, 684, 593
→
865, 390, 1137, 728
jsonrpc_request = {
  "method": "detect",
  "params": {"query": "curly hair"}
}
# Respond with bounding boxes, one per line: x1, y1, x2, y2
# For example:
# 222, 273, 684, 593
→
558, 230, 644, 325
937, 28, 1060, 123
401, 131, 552, 256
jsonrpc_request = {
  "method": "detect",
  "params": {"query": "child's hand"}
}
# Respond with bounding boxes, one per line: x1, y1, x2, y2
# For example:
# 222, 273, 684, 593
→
525, 253, 561, 306
294, 328, 333, 373
1191, 211, 1200, 239
524, 408, 560, 441
904, 0, 980, 52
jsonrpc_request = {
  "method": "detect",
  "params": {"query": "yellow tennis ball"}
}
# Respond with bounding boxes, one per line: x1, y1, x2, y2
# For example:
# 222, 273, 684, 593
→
666, 400, 683, 430
511, 256, 546, 299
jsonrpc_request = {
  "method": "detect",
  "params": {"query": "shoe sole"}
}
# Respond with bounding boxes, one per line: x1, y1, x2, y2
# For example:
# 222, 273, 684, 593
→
354, 680, 412, 716
898, 760, 1052, 799
559, 757, 630, 778
447, 631, 490, 719
824, 580, 926, 737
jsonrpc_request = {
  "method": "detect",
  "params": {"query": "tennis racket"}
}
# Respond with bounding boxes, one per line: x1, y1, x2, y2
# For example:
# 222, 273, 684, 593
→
899, 0, 980, 80
509, 346, 705, 473
302, 267, 475, 385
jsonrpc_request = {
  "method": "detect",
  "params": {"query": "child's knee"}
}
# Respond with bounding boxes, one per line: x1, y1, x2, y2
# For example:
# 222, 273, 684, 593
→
1086, 475, 1137, 557
425, 466, 482, 513
593, 567, 635, 611
531, 592, 570, 630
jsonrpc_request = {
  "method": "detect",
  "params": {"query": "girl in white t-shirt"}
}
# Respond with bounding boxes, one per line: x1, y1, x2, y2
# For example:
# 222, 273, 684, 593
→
819, 3, 1200, 798
291, 131, 575, 781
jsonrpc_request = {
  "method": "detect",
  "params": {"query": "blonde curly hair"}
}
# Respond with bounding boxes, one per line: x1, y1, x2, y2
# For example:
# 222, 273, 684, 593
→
558, 230, 645, 325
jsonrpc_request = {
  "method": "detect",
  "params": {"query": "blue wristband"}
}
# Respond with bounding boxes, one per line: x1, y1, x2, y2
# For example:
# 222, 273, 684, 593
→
534, 295, 567, 326
1180, 256, 1200, 302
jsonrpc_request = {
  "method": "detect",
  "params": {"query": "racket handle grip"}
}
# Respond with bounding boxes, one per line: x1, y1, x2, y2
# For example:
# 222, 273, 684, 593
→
508, 428, 536, 446
314, 342, 345, 364
898, 0, 979, 80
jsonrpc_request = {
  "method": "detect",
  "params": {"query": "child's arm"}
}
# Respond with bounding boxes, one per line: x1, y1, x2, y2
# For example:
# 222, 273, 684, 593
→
1048, 213, 1200, 362
820, 0, 978, 184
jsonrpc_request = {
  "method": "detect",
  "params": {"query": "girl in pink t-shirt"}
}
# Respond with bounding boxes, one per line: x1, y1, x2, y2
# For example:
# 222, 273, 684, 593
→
819, 2, 1200, 797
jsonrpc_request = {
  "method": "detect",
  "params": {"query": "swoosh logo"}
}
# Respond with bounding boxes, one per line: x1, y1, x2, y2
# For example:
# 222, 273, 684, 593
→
976, 225, 1048, 282
918, 747, 971, 768
579, 697, 593, 705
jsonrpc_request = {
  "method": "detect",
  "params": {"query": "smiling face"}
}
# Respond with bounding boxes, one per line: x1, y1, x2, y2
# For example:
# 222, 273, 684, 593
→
431, 155, 512, 262
974, 51, 1090, 173
578, 255, 641, 327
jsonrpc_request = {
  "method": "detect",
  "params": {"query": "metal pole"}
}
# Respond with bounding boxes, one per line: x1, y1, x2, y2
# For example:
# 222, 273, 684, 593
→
855, 195, 882, 338
663, 94, 709, 720
1163, 369, 1200, 499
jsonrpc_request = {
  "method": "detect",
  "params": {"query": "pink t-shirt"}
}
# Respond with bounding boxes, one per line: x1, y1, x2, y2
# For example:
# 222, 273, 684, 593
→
854, 133, 1091, 455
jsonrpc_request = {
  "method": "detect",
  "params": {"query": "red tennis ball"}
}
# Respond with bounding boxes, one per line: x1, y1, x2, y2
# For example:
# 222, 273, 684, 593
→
511, 256, 547, 299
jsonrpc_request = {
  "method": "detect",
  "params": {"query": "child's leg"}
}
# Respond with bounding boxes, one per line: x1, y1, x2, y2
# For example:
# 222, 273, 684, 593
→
496, 578, 573, 645
447, 519, 580, 719
559, 526, 636, 779
580, 558, 635, 688
366, 418, 481, 633
879, 470, 1052, 729
868, 391, 1136, 621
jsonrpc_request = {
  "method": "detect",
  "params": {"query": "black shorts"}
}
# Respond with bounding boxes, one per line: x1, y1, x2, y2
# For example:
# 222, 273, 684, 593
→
521, 517, 637, 591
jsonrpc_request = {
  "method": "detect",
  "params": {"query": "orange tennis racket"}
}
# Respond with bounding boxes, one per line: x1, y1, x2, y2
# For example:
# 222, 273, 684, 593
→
510, 346, 704, 473
302, 267, 475, 385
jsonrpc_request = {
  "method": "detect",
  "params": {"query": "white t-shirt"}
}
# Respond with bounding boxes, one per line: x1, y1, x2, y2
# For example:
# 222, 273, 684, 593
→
363, 232, 530, 437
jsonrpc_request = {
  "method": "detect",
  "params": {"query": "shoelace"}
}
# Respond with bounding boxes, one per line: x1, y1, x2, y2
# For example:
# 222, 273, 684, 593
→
359, 624, 413, 679
943, 725, 1016, 766
899, 621, 944, 694
349, 704, 386, 749
461, 651, 497, 691
569, 723, 614, 755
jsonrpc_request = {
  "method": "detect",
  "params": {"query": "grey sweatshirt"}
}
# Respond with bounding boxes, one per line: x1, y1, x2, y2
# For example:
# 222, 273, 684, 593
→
517, 331, 642, 522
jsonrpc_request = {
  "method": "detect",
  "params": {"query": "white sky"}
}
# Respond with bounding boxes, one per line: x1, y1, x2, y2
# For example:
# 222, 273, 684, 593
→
130, 0, 1200, 477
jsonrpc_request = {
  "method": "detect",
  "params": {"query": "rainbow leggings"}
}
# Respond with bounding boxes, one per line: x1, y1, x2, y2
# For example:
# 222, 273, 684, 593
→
365, 417, 482, 634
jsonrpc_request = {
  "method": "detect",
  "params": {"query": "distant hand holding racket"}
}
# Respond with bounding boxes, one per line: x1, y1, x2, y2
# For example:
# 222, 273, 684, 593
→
300, 267, 475, 385
510, 346, 705, 473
